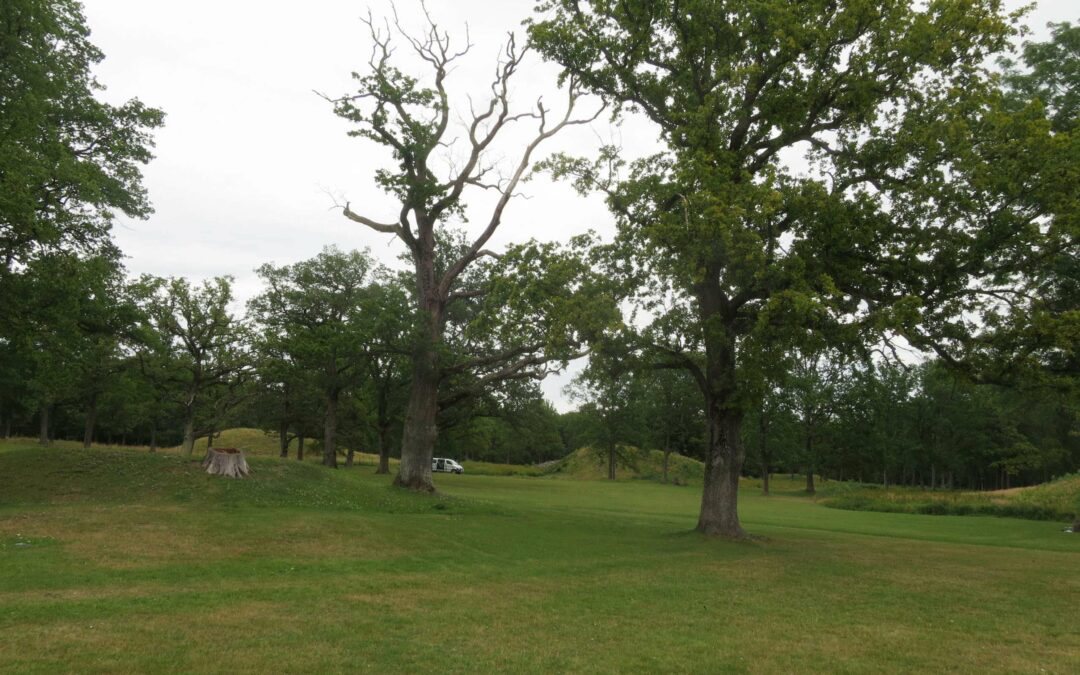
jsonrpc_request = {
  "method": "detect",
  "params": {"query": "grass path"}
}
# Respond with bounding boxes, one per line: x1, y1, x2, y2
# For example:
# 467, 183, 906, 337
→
0, 443, 1077, 673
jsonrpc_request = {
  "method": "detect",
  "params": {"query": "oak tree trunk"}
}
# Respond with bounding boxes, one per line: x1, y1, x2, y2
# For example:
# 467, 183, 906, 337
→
323, 390, 339, 468
83, 393, 98, 450
297, 432, 305, 461
279, 420, 289, 458
695, 288, 746, 538
759, 407, 770, 496
376, 425, 390, 474
181, 412, 196, 457
394, 240, 442, 492
394, 363, 438, 492
696, 404, 746, 538
346, 446, 355, 467
38, 404, 50, 447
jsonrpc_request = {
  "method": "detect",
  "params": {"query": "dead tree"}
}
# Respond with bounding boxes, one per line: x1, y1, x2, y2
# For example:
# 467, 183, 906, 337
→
323, 7, 603, 492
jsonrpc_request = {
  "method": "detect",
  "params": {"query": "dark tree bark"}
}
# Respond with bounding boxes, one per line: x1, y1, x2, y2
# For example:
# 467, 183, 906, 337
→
694, 288, 747, 538
38, 403, 50, 447
394, 341, 439, 491
759, 406, 771, 496
181, 410, 196, 457
697, 404, 746, 538
323, 389, 339, 468
376, 425, 391, 474
279, 420, 289, 458
82, 392, 98, 450
346, 447, 355, 467
297, 431, 305, 461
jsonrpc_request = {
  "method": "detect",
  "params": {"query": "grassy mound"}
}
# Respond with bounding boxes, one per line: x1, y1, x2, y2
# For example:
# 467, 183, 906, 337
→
166, 427, 391, 467
0, 441, 469, 515
821, 473, 1080, 523
546, 446, 705, 484
460, 460, 545, 476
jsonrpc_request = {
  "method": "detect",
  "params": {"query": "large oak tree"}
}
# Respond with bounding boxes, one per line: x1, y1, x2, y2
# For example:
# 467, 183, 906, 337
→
530, 0, 1073, 536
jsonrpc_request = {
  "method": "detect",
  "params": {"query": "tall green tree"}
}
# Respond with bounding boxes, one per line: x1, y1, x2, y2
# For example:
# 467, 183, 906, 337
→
249, 247, 379, 468
0, 0, 163, 273
139, 277, 250, 457
530, 0, 1065, 536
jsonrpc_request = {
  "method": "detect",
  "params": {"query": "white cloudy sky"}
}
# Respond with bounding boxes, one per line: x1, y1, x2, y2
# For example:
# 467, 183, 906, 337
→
82, 0, 1075, 411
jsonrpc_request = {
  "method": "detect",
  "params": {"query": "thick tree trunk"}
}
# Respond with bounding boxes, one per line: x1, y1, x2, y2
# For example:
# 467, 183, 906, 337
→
759, 409, 770, 496
697, 405, 746, 538
323, 390, 339, 468
376, 426, 390, 474
83, 393, 98, 450
395, 241, 443, 492
38, 404, 50, 447
297, 432, 305, 461
695, 286, 746, 538
181, 413, 196, 457
279, 420, 289, 458
346, 447, 355, 467
804, 426, 816, 494
206, 427, 215, 450
395, 363, 438, 492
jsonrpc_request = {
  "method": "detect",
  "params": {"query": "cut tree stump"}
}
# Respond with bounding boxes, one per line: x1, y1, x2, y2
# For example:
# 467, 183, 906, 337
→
202, 447, 250, 479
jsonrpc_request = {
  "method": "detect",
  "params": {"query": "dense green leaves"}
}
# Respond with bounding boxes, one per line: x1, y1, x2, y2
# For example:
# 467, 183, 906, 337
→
0, 0, 163, 271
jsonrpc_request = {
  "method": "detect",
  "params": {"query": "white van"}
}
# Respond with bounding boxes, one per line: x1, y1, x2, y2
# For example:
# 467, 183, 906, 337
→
432, 457, 464, 474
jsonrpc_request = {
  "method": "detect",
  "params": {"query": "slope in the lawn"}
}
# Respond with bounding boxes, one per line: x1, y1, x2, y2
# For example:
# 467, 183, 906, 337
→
0, 442, 473, 514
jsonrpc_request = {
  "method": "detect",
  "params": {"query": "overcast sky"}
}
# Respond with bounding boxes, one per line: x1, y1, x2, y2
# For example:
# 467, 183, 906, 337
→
82, 0, 1075, 412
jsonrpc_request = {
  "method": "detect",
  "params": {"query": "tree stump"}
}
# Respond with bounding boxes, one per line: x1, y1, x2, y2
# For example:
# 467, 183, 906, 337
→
202, 447, 250, 478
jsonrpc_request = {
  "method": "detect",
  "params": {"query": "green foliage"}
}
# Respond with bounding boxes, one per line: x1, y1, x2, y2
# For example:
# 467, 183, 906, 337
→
529, 0, 1073, 533
136, 276, 251, 454
548, 445, 705, 485
0, 0, 163, 270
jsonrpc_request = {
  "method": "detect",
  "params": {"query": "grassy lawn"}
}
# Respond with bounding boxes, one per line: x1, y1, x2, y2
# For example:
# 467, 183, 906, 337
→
1, 441, 1077, 673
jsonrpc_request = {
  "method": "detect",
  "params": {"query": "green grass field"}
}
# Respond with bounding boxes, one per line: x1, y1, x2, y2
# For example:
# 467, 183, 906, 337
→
1, 439, 1077, 673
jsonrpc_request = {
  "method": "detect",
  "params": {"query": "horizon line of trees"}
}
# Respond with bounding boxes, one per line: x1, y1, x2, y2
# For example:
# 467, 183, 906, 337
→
2, 1, 1077, 540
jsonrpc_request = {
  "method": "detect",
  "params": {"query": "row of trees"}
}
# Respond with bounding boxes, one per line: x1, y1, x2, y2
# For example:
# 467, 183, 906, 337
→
0, 244, 588, 469
568, 352, 1078, 492
3, 0, 1077, 540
